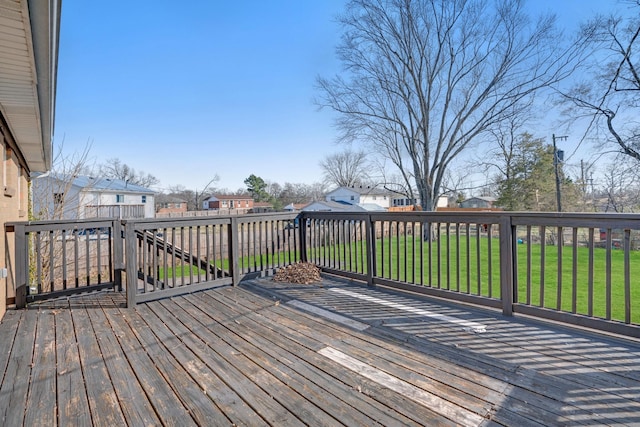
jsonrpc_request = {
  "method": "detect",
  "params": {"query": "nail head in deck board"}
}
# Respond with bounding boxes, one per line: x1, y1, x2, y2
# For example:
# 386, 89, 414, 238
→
171, 295, 340, 427
102, 308, 197, 426
55, 307, 92, 427
138, 304, 263, 427
71, 306, 127, 426
0, 310, 37, 426
184, 292, 408, 427
24, 310, 58, 426
151, 298, 305, 427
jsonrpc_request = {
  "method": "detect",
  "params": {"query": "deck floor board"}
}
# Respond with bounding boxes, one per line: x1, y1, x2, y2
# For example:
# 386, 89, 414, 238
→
1, 276, 640, 426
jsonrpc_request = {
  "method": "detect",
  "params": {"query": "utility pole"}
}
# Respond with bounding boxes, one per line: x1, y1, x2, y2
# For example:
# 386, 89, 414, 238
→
552, 134, 568, 212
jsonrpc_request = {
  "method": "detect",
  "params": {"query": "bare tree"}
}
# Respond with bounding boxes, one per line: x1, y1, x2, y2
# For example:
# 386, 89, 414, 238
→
98, 158, 160, 188
600, 157, 640, 212
32, 140, 93, 220
319, 149, 370, 188
317, 0, 583, 211
561, 3, 639, 161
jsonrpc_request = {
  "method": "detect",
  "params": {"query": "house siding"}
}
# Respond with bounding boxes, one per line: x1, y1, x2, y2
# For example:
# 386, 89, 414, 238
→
0, 130, 30, 318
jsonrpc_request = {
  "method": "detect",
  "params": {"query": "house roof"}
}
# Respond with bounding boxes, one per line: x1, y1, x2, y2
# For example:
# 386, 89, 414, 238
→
207, 194, 253, 201
37, 173, 156, 194
302, 201, 367, 212
358, 203, 387, 211
464, 196, 496, 202
72, 176, 155, 194
283, 203, 308, 211
0, 1, 61, 173
326, 186, 390, 197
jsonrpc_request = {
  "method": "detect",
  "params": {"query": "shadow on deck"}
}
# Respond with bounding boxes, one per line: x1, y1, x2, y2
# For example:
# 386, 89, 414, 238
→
1, 276, 639, 426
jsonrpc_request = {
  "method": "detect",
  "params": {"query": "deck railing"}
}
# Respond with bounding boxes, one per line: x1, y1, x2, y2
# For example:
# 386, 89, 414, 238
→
122, 212, 300, 305
5, 218, 123, 306
6, 211, 640, 337
300, 211, 640, 338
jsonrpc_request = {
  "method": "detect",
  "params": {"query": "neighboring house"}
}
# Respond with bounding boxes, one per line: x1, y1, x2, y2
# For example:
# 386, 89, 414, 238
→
283, 203, 308, 212
390, 193, 449, 209
459, 196, 497, 209
202, 194, 254, 212
32, 174, 156, 219
0, 1, 60, 318
156, 195, 188, 215
391, 194, 419, 208
302, 200, 367, 212
325, 186, 391, 210
251, 202, 274, 213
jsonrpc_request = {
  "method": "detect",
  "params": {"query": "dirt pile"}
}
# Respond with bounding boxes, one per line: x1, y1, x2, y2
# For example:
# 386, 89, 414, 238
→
272, 262, 321, 284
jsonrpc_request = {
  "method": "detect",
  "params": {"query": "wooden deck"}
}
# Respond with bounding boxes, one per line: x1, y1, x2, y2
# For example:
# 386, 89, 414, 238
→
1, 277, 640, 426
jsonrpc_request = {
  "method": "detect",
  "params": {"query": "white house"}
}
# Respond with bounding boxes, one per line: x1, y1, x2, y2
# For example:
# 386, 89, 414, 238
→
33, 174, 156, 219
325, 186, 391, 210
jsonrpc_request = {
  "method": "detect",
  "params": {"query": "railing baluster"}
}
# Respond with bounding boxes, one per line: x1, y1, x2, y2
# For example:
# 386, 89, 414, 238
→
465, 223, 470, 293
487, 224, 493, 299
624, 228, 631, 324
61, 229, 67, 290
476, 223, 481, 295
445, 222, 450, 290
540, 226, 546, 307
36, 232, 42, 294
606, 228, 612, 320
588, 227, 594, 317
526, 226, 532, 305
557, 226, 563, 311
572, 227, 578, 314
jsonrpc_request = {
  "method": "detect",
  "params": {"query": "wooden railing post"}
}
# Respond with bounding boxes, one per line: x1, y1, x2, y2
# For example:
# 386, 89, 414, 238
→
499, 214, 514, 316
298, 214, 307, 263
113, 219, 124, 292
229, 217, 240, 285
12, 223, 27, 309
124, 220, 138, 307
365, 214, 375, 286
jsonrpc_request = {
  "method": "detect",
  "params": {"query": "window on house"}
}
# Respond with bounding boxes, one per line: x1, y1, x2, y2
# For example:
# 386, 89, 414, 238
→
116, 194, 124, 203
222, 200, 228, 207
54, 193, 63, 206
142, 195, 147, 203
350, 196, 354, 201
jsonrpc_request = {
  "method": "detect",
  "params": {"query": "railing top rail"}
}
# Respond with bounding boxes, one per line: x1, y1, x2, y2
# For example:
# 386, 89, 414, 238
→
121, 211, 301, 228
236, 212, 299, 223
301, 210, 640, 224
5, 218, 119, 233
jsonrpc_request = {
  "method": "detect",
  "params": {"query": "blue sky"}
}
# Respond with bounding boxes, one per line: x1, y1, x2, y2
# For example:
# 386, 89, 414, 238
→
54, 0, 632, 193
